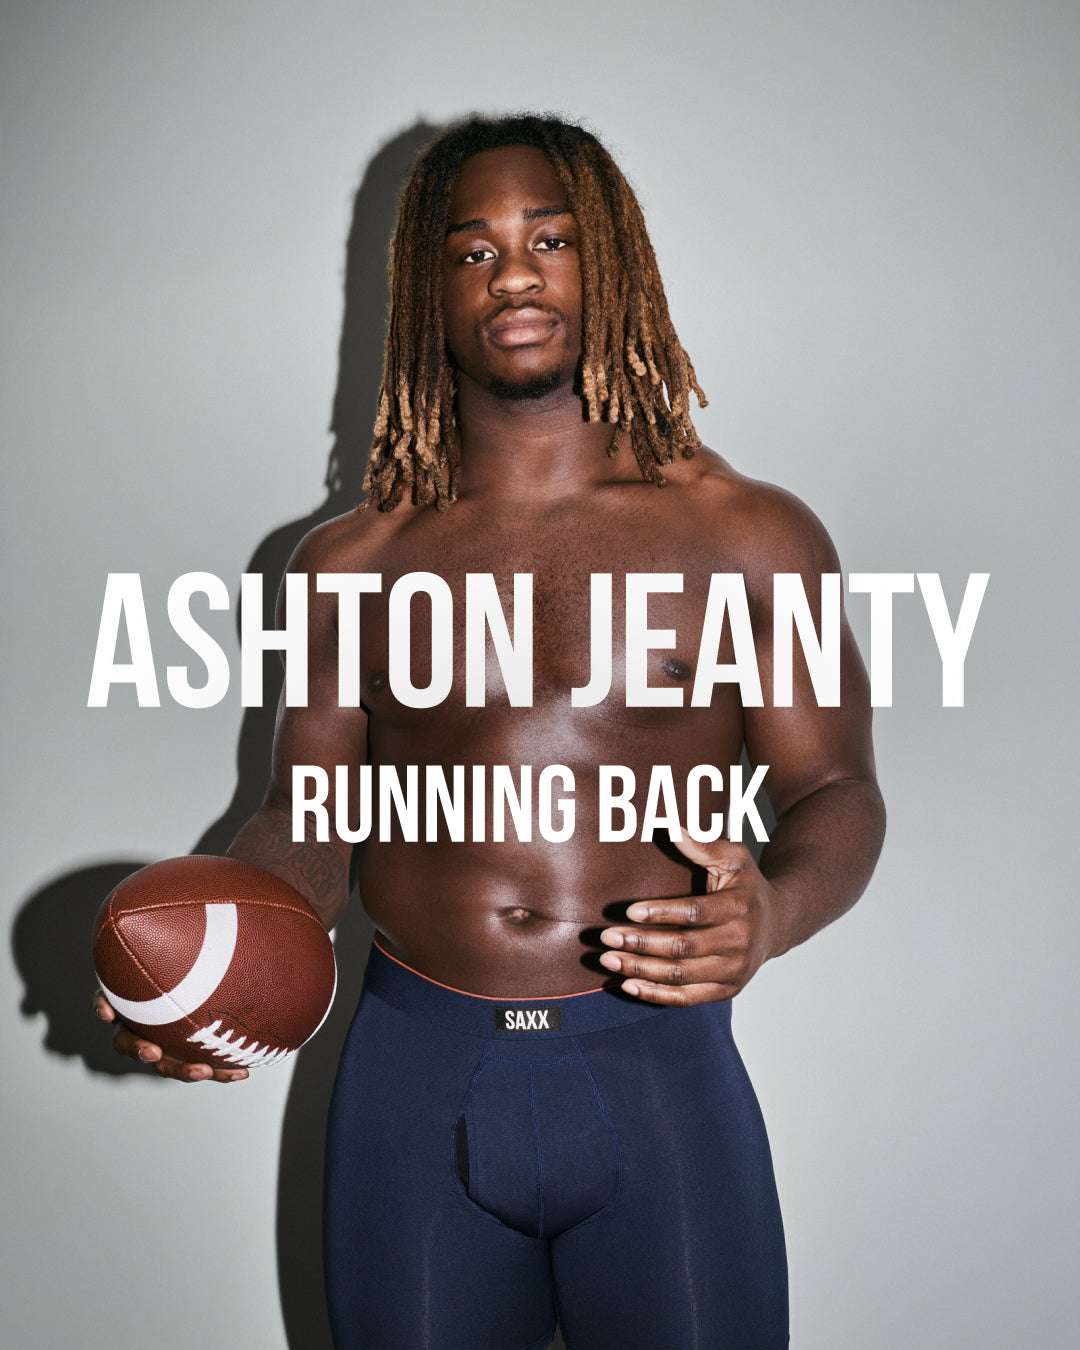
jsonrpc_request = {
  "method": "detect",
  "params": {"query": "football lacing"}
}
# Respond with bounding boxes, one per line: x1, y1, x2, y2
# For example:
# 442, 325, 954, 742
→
187, 1018, 291, 1068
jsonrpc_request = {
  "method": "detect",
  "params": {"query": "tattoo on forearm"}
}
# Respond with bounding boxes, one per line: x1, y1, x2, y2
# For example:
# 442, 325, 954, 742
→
272, 842, 347, 902
228, 810, 349, 925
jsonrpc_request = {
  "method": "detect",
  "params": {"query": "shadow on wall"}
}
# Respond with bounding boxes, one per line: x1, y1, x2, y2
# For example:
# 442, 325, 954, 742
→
10, 120, 456, 1350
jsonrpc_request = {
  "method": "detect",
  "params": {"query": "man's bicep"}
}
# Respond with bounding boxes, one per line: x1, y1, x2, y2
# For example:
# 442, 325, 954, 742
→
264, 543, 370, 817
265, 684, 369, 825
743, 615, 876, 818
739, 495, 876, 816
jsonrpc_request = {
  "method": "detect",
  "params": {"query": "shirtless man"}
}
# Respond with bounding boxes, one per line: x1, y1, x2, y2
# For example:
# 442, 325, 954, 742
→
97, 115, 885, 1349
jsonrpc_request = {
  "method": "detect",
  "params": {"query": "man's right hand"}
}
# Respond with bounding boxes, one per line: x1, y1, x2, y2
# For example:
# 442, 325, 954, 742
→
93, 992, 248, 1083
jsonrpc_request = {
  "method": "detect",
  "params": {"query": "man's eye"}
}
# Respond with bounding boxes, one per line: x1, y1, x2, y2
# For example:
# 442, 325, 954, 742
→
537, 237, 569, 251
463, 248, 493, 264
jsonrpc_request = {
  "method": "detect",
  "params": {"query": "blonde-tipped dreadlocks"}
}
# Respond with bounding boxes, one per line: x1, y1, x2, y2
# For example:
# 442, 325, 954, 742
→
363, 114, 707, 512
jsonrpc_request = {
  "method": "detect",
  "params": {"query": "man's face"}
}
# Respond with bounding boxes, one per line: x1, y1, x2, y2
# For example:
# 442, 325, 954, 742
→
441, 145, 583, 402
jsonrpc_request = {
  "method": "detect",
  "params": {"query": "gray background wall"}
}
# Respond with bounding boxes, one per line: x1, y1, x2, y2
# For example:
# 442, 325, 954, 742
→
4, 2, 1077, 1347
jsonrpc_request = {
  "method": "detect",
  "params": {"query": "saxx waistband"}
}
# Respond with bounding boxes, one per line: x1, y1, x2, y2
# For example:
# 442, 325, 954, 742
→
365, 938, 677, 1039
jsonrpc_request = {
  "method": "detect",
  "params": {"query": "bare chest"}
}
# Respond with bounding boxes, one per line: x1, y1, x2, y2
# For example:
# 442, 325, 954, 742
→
349, 508, 741, 719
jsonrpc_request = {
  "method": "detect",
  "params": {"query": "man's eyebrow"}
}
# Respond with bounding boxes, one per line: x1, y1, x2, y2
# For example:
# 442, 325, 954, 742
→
445, 204, 572, 236
523, 204, 572, 223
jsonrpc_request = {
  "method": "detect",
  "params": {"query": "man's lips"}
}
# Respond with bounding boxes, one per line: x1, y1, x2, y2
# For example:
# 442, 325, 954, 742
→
484, 306, 561, 348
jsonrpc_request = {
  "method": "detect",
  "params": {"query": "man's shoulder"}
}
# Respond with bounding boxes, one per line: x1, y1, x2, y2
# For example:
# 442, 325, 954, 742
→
670, 447, 840, 574
286, 499, 430, 575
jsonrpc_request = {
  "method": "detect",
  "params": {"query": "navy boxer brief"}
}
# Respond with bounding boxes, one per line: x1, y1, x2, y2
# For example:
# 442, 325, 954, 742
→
324, 940, 788, 1349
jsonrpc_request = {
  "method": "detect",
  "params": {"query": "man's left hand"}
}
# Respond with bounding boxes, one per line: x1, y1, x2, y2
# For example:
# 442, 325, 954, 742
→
598, 837, 783, 1005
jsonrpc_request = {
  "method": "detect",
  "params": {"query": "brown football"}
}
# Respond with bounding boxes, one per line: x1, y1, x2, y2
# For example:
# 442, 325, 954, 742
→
93, 855, 336, 1070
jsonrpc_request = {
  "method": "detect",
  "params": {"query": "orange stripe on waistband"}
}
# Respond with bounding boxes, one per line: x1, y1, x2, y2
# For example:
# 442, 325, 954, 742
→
372, 937, 611, 1002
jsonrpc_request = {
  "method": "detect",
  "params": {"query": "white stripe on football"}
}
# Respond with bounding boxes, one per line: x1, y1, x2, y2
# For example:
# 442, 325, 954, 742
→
99, 902, 238, 1026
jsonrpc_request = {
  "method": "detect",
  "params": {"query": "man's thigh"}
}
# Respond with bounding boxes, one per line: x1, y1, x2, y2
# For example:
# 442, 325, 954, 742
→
324, 990, 557, 1350
550, 1005, 789, 1350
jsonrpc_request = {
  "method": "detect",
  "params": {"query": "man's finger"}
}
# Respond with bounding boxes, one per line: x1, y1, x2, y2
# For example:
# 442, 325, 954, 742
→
145, 1047, 246, 1083
669, 833, 753, 875
111, 1023, 158, 1061
600, 918, 746, 959
619, 977, 738, 1006
601, 924, 696, 957
153, 1054, 213, 1082
599, 949, 743, 988
617, 892, 746, 928
110, 1020, 246, 1083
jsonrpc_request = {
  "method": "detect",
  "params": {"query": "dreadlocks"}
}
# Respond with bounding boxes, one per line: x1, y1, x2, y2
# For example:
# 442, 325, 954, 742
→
363, 114, 707, 511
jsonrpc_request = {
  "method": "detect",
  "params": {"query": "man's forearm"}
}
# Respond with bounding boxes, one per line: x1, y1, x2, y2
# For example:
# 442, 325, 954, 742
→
758, 777, 886, 959
227, 807, 352, 931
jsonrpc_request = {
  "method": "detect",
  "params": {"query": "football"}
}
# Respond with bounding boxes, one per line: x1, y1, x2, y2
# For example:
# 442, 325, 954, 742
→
93, 855, 337, 1070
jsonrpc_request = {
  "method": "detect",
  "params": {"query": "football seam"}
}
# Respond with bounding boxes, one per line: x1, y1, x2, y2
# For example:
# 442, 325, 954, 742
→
105, 898, 325, 926
108, 918, 173, 1004
104, 920, 210, 1036
102, 928, 207, 1039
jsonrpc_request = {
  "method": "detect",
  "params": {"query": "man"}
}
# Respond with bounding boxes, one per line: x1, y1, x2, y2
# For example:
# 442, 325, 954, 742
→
98, 115, 884, 1349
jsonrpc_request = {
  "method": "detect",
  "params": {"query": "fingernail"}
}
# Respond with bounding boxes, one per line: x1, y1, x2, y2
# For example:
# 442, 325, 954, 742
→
626, 904, 649, 922
599, 952, 622, 972
600, 928, 624, 948
622, 982, 640, 997
138, 1047, 155, 1062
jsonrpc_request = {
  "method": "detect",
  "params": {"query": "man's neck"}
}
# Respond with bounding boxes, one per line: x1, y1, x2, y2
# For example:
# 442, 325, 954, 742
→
454, 377, 624, 504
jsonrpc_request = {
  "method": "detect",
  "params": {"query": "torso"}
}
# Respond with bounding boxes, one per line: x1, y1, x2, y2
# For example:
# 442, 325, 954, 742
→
304, 450, 805, 995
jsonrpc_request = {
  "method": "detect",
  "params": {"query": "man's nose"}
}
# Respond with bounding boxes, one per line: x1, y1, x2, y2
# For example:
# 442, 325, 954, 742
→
488, 248, 543, 297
